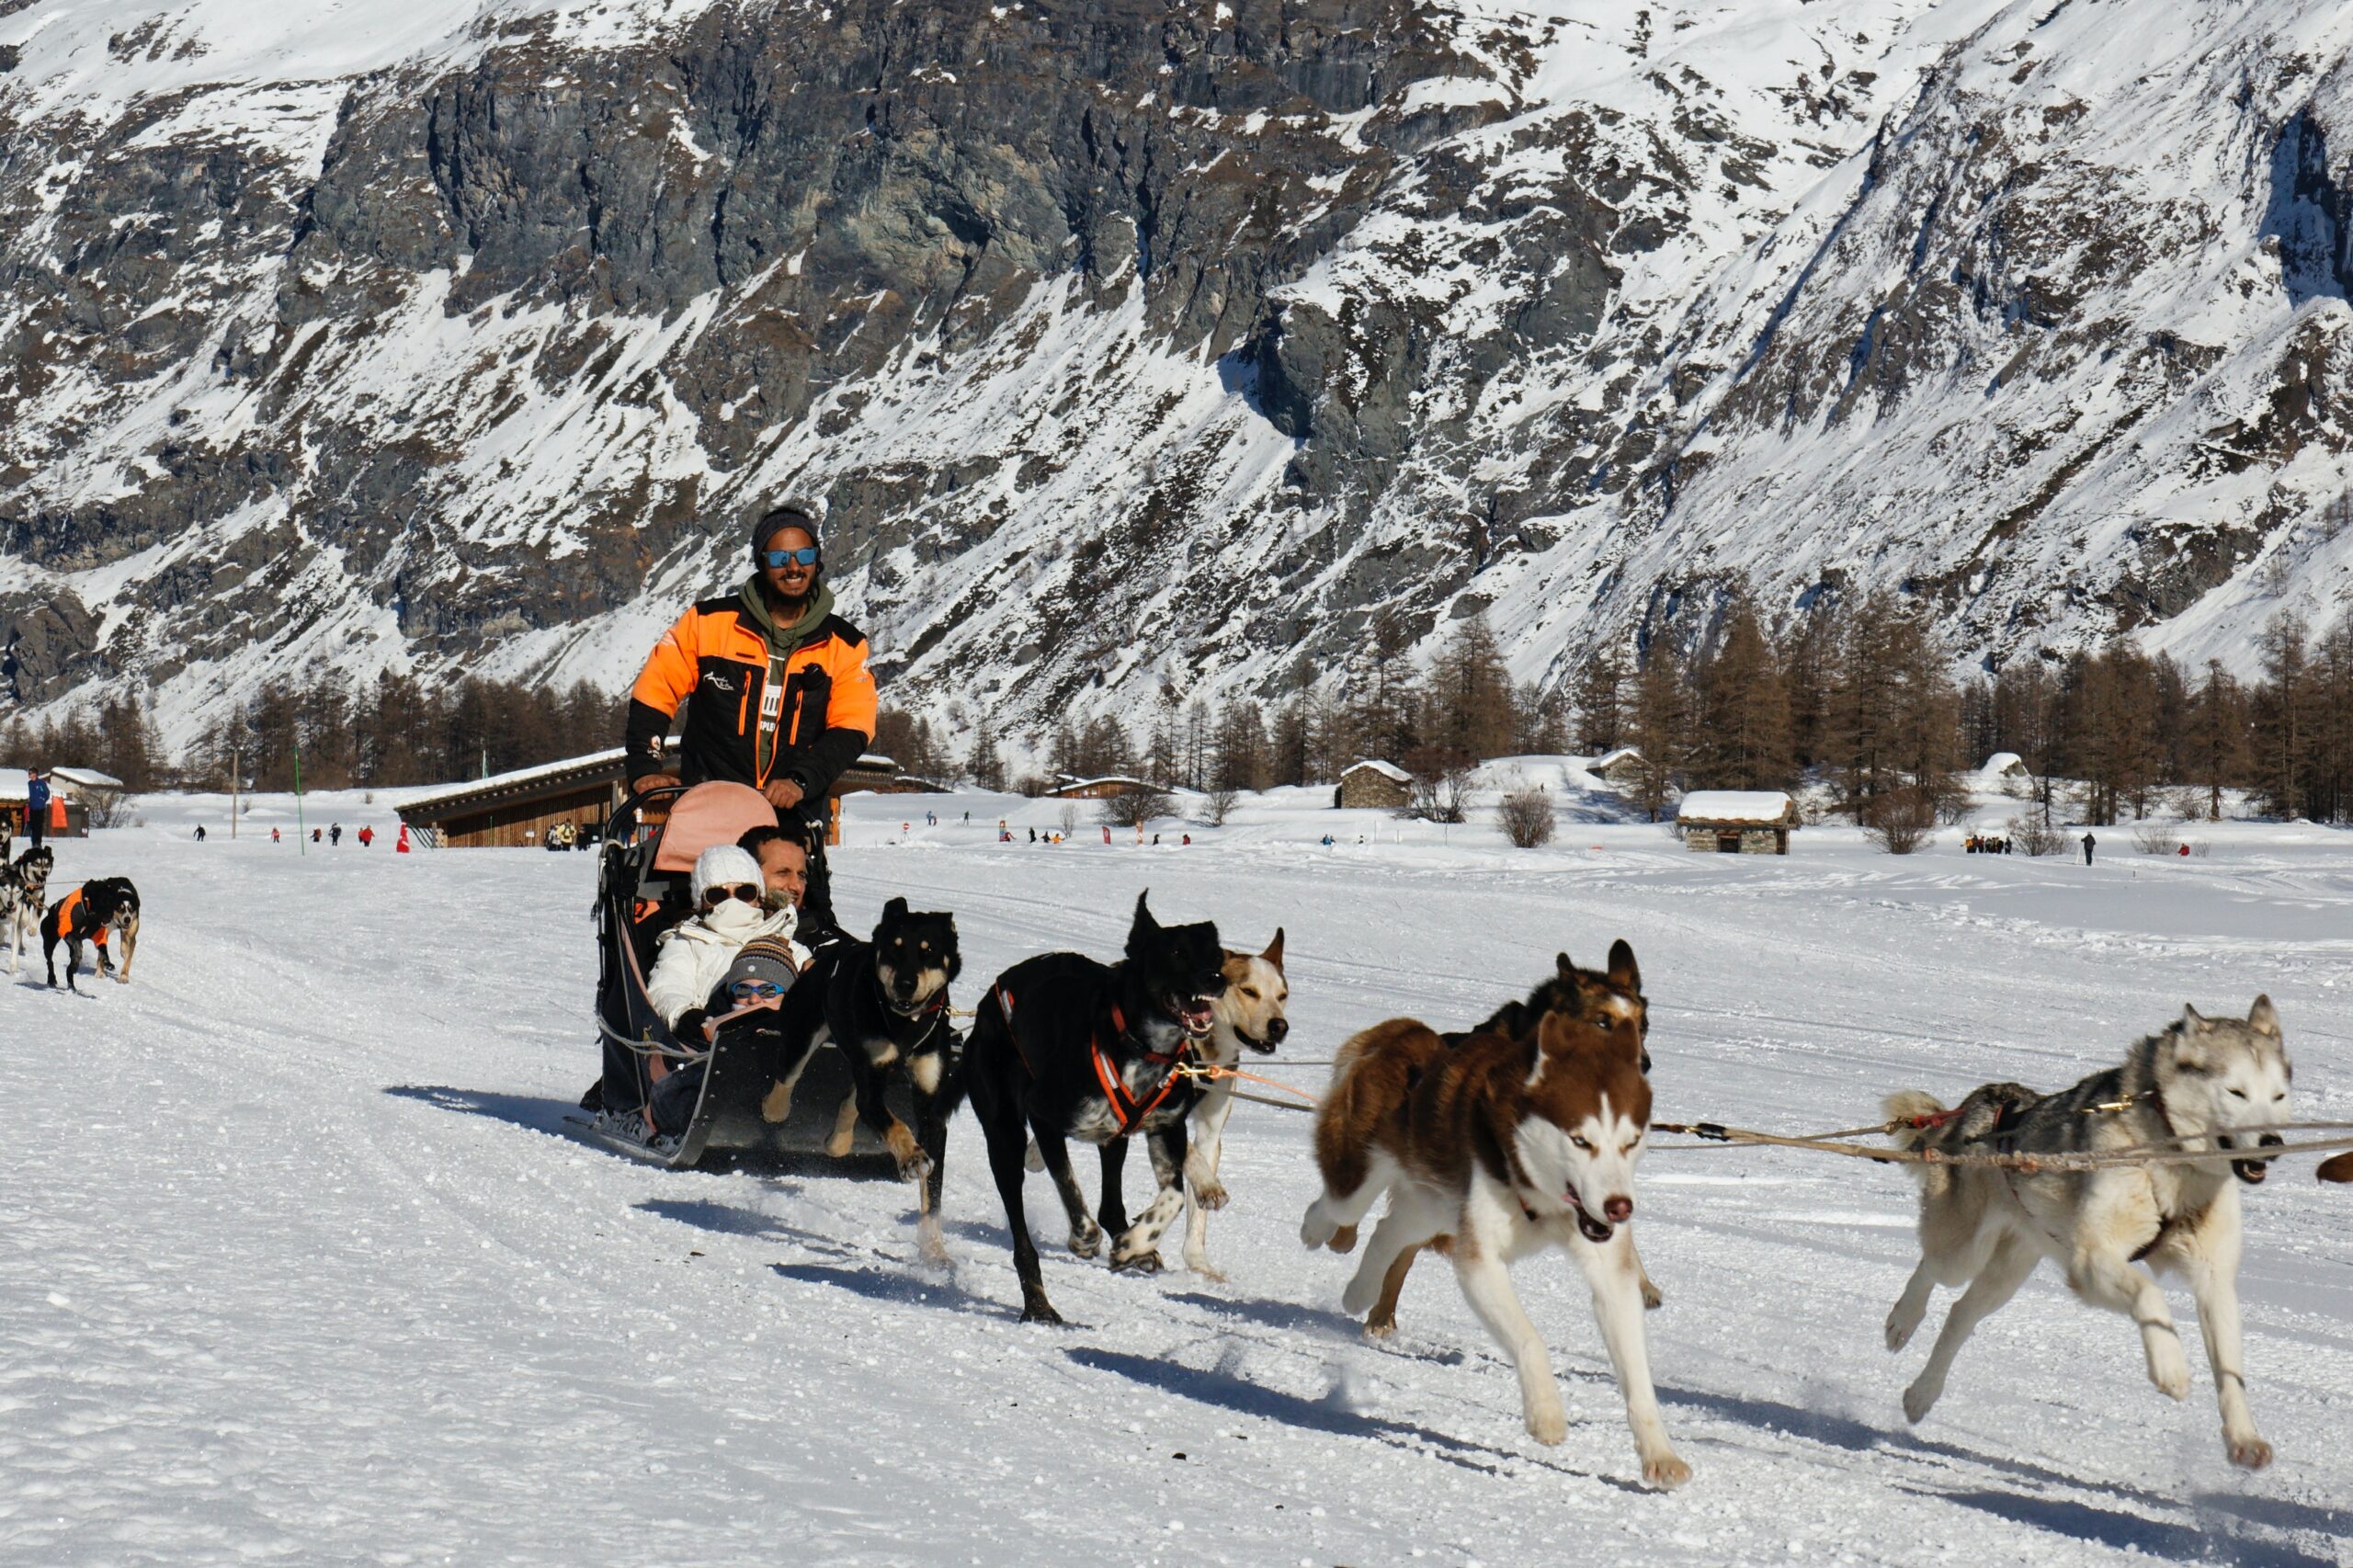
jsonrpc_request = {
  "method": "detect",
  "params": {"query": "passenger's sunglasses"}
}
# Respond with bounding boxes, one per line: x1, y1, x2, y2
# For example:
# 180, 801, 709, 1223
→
730, 980, 789, 1000
759, 546, 820, 569
701, 883, 763, 907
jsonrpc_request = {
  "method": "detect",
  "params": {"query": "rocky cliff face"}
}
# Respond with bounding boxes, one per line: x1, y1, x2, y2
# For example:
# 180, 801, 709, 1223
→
5, 0, 2352, 751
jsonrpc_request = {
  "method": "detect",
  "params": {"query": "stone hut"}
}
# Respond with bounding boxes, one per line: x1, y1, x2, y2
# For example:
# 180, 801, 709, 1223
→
1587, 747, 1645, 788
1676, 790, 1799, 854
1336, 759, 1412, 810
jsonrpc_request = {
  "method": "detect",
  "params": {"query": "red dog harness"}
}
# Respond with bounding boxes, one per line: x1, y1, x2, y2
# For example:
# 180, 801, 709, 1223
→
994, 987, 1191, 1138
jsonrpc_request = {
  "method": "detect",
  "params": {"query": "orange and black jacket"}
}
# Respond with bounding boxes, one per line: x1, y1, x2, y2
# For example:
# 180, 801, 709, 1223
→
624, 581, 879, 808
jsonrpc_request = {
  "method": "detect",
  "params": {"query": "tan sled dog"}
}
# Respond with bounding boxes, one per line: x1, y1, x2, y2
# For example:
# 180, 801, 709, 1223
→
1182, 931, 1290, 1277
1300, 1006, 1688, 1487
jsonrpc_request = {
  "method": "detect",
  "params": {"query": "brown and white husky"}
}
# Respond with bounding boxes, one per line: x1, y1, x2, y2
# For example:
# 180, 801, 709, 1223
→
1300, 999, 1688, 1487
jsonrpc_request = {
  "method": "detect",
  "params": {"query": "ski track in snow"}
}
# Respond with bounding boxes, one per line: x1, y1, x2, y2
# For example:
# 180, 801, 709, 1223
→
4, 789, 2351, 1565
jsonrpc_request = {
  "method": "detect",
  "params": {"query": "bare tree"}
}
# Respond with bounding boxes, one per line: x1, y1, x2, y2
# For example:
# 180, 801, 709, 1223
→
1403, 747, 1472, 823
2008, 812, 2065, 857
1098, 786, 1174, 829
1861, 788, 1936, 854
1056, 801, 1080, 838
1203, 786, 1240, 826
1496, 787, 1557, 847
82, 787, 138, 829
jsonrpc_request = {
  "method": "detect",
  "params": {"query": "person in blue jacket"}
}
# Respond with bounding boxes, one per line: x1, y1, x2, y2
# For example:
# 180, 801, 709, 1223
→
24, 769, 50, 851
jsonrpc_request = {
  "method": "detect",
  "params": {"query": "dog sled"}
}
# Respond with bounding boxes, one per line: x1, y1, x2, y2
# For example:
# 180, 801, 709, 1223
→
578, 779, 912, 1173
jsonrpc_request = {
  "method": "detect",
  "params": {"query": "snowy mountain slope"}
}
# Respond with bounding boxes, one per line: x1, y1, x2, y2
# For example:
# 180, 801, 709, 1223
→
4, 0, 2352, 751
5, 791, 2350, 1563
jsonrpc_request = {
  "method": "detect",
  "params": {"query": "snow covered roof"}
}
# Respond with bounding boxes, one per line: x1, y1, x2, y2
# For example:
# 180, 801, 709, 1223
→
1342, 759, 1413, 783
398, 748, 632, 816
47, 767, 124, 790
1980, 752, 2028, 776
1677, 790, 1798, 825
1591, 747, 1642, 769
401, 744, 905, 817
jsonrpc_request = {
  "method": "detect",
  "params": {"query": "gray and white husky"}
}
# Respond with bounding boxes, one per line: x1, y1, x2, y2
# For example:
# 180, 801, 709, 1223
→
1883, 996, 2291, 1469
1, 845, 54, 977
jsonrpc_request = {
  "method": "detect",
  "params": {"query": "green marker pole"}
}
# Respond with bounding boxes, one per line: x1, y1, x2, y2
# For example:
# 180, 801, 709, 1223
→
295, 744, 306, 855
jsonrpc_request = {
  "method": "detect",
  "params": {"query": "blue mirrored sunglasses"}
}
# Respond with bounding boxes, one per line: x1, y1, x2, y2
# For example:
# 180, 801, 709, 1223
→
731, 980, 789, 999
759, 546, 820, 568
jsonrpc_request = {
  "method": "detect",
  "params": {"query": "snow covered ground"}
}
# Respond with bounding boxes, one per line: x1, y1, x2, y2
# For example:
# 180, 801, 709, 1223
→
5, 784, 2351, 1566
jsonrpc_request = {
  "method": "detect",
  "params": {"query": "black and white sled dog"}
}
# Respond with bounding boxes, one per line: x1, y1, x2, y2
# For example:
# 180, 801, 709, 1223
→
42, 876, 141, 994
758, 897, 962, 1239
963, 892, 1226, 1323
1885, 996, 2292, 1469
1026, 928, 1291, 1278
2, 844, 55, 978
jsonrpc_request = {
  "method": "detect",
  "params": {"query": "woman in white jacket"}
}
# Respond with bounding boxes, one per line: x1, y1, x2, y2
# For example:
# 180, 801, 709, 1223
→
641, 844, 809, 1140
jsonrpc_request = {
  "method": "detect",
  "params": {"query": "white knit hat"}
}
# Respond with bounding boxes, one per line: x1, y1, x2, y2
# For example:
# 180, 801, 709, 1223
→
691, 844, 764, 904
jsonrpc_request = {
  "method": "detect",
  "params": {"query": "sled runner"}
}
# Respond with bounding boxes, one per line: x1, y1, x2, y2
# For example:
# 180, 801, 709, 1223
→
585, 780, 910, 1173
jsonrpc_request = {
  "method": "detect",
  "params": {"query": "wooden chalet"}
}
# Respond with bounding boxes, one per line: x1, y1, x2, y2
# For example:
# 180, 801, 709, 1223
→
1046, 775, 1159, 801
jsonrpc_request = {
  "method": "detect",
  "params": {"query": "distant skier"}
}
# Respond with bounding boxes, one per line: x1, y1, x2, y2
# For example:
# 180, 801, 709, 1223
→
358, 825, 375, 848
2082, 831, 2096, 866
271, 827, 282, 845
329, 823, 342, 846
312, 828, 322, 844
194, 824, 207, 841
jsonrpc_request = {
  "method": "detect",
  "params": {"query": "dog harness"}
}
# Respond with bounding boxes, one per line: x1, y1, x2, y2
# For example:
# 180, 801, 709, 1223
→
48, 887, 108, 947
993, 987, 1191, 1138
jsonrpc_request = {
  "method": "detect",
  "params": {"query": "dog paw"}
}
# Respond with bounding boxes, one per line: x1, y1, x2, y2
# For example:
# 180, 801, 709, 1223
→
1110, 1247, 1165, 1275
823, 1128, 857, 1158
758, 1082, 795, 1123
1019, 1297, 1066, 1326
2147, 1345, 2191, 1402
1341, 1272, 1384, 1317
1067, 1221, 1103, 1259
1524, 1402, 1568, 1446
1641, 1277, 1665, 1312
1643, 1450, 1693, 1490
1299, 1208, 1336, 1251
1361, 1317, 1397, 1341
1884, 1309, 1919, 1353
2226, 1432, 2274, 1471
1194, 1181, 1229, 1212
1329, 1223, 1358, 1255
1184, 1255, 1226, 1283
895, 1153, 934, 1185
1902, 1378, 1940, 1425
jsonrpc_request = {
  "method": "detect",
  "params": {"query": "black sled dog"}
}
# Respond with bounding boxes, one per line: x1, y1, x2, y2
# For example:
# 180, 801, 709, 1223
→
962, 892, 1226, 1323
758, 897, 963, 1238
43, 877, 141, 994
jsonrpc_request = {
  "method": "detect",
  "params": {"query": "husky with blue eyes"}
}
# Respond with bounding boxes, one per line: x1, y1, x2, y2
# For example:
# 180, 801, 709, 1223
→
1884, 996, 2292, 1470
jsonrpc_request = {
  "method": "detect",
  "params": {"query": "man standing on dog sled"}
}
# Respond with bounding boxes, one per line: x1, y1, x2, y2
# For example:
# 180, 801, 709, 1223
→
623, 502, 878, 938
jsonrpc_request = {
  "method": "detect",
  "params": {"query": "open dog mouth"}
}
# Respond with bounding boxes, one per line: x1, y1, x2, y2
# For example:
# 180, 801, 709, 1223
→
1233, 1027, 1279, 1056
1175, 996, 1216, 1037
1563, 1186, 1615, 1244
2225, 1133, 2285, 1185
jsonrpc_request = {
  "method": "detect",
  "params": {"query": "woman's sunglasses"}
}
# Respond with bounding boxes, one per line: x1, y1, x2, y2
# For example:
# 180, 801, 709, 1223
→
702, 883, 763, 906
730, 979, 789, 1000
758, 546, 820, 569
